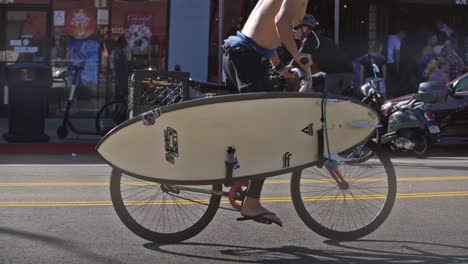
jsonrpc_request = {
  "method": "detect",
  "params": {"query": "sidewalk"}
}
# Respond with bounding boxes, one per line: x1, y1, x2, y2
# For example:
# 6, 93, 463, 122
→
0, 118, 101, 154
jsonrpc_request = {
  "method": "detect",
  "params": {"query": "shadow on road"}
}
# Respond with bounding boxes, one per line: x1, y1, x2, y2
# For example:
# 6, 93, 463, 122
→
0, 227, 126, 264
144, 240, 468, 264
0, 154, 105, 164
392, 144, 468, 158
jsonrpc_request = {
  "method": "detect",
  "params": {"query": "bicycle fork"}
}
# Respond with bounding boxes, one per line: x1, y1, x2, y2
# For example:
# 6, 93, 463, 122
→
325, 166, 350, 190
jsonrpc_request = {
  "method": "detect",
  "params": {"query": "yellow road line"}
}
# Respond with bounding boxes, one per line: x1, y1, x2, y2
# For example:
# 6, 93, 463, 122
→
1, 191, 467, 207
1, 176, 468, 187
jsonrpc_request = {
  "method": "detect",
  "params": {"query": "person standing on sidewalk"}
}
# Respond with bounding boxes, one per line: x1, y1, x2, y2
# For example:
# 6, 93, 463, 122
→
387, 30, 405, 98
223, 0, 312, 227
463, 36, 468, 72
441, 38, 465, 81
435, 18, 454, 40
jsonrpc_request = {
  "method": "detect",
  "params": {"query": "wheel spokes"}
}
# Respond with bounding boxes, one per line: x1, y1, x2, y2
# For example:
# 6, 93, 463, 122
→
299, 158, 390, 233
119, 174, 216, 234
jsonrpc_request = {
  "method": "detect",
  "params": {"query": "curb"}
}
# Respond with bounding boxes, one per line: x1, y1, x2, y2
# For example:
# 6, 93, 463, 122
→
0, 143, 98, 154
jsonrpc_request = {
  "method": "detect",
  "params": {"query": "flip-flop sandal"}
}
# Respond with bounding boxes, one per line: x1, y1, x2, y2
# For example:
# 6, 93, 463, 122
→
237, 212, 283, 227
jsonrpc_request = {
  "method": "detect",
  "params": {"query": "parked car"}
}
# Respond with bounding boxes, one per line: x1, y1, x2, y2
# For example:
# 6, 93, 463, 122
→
385, 73, 468, 141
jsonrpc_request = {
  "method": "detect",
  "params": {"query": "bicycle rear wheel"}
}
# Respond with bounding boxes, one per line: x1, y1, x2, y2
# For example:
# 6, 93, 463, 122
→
290, 140, 396, 240
110, 168, 222, 243
95, 101, 128, 133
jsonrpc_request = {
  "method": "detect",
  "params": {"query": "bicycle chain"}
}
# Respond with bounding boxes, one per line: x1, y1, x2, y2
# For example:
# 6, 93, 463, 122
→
166, 192, 239, 212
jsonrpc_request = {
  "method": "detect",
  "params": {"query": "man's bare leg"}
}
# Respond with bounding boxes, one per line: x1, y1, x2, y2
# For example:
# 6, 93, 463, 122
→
239, 179, 283, 226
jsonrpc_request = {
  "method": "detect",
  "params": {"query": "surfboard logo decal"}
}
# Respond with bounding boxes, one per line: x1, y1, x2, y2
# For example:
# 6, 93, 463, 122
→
142, 108, 162, 126
164, 127, 179, 164
302, 123, 314, 136
283, 152, 292, 168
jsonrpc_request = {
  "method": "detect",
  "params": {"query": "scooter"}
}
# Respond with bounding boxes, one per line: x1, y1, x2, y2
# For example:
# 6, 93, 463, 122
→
383, 98, 440, 158
56, 63, 106, 139
361, 67, 440, 158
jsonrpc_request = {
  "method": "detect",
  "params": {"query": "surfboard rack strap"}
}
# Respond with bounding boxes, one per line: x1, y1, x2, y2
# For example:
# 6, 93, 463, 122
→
224, 146, 238, 187
317, 129, 325, 168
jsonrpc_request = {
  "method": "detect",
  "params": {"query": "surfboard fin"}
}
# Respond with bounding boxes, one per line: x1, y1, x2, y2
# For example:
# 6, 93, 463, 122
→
351, 122, 382, 129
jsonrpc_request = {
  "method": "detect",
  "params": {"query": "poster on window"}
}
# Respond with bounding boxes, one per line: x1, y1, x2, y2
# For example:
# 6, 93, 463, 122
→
125, 13, 152, 54
68, 39, 100, 97
67, 9, 96, 40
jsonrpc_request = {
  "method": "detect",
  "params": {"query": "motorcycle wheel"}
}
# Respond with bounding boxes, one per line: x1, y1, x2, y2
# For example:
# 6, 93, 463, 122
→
413, 135, 431, 159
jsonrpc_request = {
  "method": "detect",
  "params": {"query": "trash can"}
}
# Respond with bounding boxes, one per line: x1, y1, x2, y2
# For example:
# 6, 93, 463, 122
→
3, 63, 51, 142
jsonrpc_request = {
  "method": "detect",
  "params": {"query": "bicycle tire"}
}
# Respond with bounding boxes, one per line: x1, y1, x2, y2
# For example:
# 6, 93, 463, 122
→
290, 140, 396, 240
95, 101, 128, 133
110, 168, 222, 243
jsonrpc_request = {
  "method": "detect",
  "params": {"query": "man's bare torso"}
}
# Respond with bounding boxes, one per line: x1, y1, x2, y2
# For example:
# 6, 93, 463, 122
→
241, 0, 306, 50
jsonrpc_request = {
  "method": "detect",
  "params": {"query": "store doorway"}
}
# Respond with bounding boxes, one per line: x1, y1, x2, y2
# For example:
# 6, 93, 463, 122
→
0, 5, 50, 117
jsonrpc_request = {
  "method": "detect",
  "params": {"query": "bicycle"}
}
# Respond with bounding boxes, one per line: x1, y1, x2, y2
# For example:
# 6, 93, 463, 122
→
106, 69, 397, 244
94, 100, 128, 134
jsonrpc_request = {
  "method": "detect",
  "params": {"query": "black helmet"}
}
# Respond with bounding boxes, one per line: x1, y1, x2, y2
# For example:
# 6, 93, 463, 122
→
296, 14, 318, 28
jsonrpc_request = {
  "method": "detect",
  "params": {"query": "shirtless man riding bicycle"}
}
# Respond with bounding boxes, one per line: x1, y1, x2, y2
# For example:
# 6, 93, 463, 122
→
223, 0, 312, 227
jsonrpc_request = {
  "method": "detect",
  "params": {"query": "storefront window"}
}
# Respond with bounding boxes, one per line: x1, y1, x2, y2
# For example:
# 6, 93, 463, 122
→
49, 0, 101, 116
5, 11, 49, 64
208, 0, 251, 83
47, 0, 168, 117
110, 0, 168, 72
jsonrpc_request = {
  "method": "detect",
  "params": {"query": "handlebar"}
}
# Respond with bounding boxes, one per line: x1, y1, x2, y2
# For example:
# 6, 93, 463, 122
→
289, 68, 304, 79
290, 68, 312, 93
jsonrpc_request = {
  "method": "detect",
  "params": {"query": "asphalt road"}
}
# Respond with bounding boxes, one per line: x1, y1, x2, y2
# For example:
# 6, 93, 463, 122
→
1, 149, 467, 264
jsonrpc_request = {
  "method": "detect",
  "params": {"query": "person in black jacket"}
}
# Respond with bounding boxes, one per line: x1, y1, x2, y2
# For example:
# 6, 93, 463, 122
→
279, 14, 355, 95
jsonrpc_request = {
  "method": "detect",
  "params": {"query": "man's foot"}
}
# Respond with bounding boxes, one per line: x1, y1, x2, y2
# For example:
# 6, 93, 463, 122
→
237, 212, 283, 227
238, 197, 283, 227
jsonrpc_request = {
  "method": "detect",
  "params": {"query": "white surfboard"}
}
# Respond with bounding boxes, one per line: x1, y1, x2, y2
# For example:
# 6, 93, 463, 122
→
97, 93, 379, 184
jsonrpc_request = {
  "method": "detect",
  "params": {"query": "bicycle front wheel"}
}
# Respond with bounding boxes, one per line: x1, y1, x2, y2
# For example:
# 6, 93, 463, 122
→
110, 168, 222, 243
95, 101, 128, 133
290, 140, 396, 240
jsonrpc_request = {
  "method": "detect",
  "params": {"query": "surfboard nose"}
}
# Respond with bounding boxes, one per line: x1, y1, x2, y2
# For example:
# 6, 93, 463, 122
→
96, 118, 140, 168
